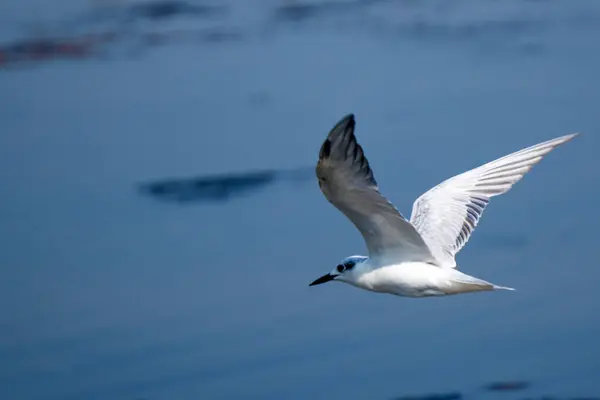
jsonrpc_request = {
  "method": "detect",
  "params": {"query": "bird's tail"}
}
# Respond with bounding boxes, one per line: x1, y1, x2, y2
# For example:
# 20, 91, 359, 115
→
492, 284, 515, 291
447, 271, 515, 294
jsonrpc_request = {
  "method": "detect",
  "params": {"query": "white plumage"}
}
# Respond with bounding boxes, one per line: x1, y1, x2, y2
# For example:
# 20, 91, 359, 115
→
410, 133, 577, 268
310, 114, 577, 297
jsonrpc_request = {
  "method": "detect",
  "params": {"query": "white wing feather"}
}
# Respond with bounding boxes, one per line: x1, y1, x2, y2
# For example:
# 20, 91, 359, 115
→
410, 133, 578, 268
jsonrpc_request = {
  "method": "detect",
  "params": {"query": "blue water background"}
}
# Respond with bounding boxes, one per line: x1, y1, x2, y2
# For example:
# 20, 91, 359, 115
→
1, 1, 600, 399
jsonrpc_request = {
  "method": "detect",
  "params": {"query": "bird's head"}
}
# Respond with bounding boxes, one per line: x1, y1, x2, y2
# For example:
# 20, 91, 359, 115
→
309, 255, 369, 287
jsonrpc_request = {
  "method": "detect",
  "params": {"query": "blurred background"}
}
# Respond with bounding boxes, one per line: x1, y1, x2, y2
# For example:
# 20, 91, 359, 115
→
1, 0, 599, 399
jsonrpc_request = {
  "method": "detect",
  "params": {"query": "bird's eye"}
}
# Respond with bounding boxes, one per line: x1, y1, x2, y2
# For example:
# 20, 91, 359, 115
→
336, 264, 344, 273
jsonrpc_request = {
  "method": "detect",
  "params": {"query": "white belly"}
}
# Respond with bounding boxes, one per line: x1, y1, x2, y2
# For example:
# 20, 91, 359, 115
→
354, 262, 494, 298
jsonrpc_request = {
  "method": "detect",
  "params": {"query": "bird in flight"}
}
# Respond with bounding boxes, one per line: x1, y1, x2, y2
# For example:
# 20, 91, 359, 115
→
309, 114, 577, 297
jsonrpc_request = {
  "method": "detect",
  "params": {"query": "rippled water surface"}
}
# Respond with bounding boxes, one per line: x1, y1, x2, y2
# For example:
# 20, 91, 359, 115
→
1, 1, 600, 399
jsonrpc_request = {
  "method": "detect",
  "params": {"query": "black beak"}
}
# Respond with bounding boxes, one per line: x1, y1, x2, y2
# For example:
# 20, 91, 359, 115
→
309, 273, 336, 286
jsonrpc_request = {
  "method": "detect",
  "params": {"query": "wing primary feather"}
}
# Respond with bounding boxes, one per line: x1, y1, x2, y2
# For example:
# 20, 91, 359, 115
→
409, 132, 578, 268
316, 114, 435, 263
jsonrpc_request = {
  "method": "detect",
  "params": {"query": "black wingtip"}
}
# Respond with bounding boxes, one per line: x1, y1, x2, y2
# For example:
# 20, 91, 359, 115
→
320, 138, 332, 158
319, 114, 353, 158
340, 113, 355, 126
331, 113, 356, 136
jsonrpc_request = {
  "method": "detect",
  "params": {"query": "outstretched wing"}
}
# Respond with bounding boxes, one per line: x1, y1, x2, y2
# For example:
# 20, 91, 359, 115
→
316, 114, 436, 264
410, 133, 578, 268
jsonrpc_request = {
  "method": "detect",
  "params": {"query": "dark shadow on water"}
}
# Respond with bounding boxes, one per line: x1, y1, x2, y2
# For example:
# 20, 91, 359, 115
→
391, 380, 600, 400
392, 392, 463, 400
483, 380, 530, 392
271, 0, 372, 23
124, 0, 227, 22
136, 166, 314, 204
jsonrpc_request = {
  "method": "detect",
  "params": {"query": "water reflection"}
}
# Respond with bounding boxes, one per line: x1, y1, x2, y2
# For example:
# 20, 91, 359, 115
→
123, 0, 226, 22
137, 166, 314, 204
271, 0, 386, 23
392, 392, 463, 400
391, 380, 600, 400
4, 0, 598, 68
483, 380, 530, 392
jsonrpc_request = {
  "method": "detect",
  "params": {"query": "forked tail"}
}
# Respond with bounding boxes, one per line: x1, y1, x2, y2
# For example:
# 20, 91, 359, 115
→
492, 284, 515, 291
447, 271, 515, 294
